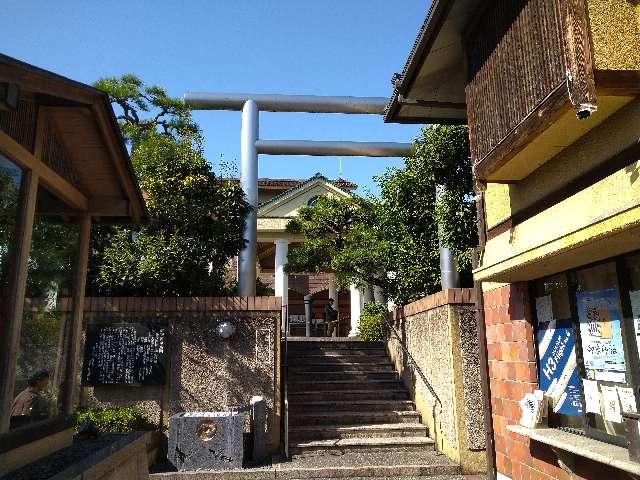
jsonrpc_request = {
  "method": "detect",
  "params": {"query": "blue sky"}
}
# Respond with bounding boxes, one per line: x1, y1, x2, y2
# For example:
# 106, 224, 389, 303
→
2, 1, 428, 196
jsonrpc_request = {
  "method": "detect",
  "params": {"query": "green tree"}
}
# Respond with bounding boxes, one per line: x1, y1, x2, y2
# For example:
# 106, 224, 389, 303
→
285, 195, 387, 290
376, 124, 476, 303
89, 75, 250, 296
0, 162, 21, 286
285, 125, 476, 306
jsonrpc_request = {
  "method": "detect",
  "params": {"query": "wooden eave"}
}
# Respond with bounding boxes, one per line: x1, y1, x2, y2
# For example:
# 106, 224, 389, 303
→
384, 0, 478, 125
0, 53, 146, 223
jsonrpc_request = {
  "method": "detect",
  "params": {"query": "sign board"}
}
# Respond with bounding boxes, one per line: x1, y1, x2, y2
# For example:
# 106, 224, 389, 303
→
577, 288, 626, 383
536, 313, 583, 416
82, 322, 166, 385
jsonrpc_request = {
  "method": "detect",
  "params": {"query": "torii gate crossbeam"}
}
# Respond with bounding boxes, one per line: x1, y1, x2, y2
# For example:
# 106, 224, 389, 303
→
184, 93, 413, 296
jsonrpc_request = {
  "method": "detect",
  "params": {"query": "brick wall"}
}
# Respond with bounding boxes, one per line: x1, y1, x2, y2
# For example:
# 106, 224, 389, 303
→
485, 283, 625, 480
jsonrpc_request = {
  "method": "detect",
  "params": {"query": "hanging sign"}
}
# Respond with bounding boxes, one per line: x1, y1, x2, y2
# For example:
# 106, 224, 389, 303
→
577, 289, 626, 383
536, 297, 582, 416
617, 387, 638, 414
582, 379, 601, 414
601, 385, 623, 423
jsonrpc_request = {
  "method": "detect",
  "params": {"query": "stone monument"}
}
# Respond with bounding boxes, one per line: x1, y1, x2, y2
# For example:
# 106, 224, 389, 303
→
168, 412, 244, 470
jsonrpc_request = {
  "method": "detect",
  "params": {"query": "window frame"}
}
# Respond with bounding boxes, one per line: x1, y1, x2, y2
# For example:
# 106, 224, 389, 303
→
531, 252, 640, 447
0, 139, 90, 448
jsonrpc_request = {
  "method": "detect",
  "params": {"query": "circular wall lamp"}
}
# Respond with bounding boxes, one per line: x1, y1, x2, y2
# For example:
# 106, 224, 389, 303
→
216, 321, 236, 339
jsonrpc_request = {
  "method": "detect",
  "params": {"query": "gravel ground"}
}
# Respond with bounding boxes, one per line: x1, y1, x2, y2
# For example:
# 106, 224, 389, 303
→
2, 434, 128, 480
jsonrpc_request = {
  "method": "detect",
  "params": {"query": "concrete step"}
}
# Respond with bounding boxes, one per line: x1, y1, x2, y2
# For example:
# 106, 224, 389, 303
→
149, 449, 463, 479
288, 363, 395, 372
288, 389, 410, 402
288, 371, 399, 382
288, 348, 388, 357
277, 450, 461, 478
289, 399, 415, 413
289, 422, 428, 441
290, 436, 435, 455
288, 353, 389, 362
288, 380, 404, 392
289, 410, 421, 426
287, 337, 385, 349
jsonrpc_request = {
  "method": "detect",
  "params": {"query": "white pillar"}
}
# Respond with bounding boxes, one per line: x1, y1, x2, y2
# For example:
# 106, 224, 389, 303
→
328, 274, 339, 311
274, 239, 289, 330
349, 284, 361, 337
328, 274, 339, 337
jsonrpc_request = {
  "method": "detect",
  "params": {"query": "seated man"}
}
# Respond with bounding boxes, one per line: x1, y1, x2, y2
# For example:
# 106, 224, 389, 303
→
10, 370, 51, 428
324, 298, 338, 336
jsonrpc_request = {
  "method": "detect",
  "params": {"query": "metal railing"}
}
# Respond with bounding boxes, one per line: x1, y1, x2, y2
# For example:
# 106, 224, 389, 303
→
281, 305, 290, 459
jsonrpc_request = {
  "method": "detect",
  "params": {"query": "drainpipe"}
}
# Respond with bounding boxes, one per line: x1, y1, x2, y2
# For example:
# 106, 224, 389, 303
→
474, 185, 496, 480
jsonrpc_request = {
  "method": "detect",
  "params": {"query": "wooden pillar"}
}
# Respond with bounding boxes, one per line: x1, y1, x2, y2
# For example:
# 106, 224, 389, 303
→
62, 213, 91, 415
0, 171, 39, 433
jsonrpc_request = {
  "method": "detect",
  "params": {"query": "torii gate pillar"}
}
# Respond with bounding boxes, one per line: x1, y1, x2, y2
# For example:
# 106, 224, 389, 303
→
237, 100, 259, 296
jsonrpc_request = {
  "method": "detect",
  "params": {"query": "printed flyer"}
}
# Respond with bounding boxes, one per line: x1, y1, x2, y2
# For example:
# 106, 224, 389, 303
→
536, 307, 582, 416
577, 289, 626, 383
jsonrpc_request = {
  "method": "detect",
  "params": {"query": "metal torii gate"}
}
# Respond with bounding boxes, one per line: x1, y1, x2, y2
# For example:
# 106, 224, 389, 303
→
184, 92, 414, 297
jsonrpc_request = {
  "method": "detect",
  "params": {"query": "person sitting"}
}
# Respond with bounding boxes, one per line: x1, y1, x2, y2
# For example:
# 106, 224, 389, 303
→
10, 370, 51, 428
324, 298, 338, 336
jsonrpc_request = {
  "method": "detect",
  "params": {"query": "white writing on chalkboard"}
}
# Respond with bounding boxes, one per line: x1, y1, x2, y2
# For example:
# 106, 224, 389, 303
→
82, 323, 166, 385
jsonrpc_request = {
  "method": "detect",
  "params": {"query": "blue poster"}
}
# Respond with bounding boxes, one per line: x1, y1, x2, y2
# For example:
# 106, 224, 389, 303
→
536, 316, 583, 416
577, 288, 626, 383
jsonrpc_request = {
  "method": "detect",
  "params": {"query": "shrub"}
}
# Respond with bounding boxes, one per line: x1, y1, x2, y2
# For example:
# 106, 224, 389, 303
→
75, 406, 155, 432
358, 302, 388, 341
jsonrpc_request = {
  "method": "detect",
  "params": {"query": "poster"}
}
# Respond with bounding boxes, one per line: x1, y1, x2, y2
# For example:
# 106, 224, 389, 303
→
617, 387, 638, 414
536, 295, 554, 323
601, 385, 622, 423
582, 379, 601, 414
629, 290, 640, 358
577, 289, 626, 383
536, 316, 582, 416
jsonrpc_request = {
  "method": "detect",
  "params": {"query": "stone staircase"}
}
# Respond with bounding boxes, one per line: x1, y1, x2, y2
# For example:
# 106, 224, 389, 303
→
286, 338, 463, 478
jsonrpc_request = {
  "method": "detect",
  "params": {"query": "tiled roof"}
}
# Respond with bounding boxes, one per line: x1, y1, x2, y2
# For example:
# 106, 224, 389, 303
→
222, 177, 357, 190
258, 172, 355, 209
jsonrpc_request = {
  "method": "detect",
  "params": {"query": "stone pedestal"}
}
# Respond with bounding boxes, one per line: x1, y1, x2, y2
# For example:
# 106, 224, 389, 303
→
250, 396, 268, 463
168, 412, 244, 471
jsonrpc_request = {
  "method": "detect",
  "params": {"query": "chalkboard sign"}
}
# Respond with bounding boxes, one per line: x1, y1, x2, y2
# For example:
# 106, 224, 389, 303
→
82, 322, 166, 385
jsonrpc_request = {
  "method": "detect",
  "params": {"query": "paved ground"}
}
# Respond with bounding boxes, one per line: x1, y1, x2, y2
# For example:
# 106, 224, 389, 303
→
150, 450, 486, 479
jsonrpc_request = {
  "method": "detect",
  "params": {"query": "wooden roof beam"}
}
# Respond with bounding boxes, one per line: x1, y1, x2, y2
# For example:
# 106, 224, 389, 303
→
0, 129, 88, 211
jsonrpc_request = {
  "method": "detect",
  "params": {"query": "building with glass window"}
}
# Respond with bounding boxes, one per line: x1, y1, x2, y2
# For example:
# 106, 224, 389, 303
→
0, 54, 146, 475
228, 173, 358, 336
387, 1, 640, 478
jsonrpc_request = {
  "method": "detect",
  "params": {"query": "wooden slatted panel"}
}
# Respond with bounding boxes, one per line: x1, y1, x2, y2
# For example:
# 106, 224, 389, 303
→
465, 0, 568, 166
0, 100, 37, 153
41, 118, 81, 188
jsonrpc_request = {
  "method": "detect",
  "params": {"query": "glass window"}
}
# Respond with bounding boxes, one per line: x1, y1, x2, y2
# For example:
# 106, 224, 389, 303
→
574, 262, 629, 441
532, 273, 583, 430
0, 153, 23, 296
10, 187, 79, 430
532, 256, 640, 445
623, 252, 640, 366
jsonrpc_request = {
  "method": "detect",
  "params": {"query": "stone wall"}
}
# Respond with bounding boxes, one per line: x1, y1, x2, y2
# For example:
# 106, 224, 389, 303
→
387, 288, 486, 474
80, 297, 282, 453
